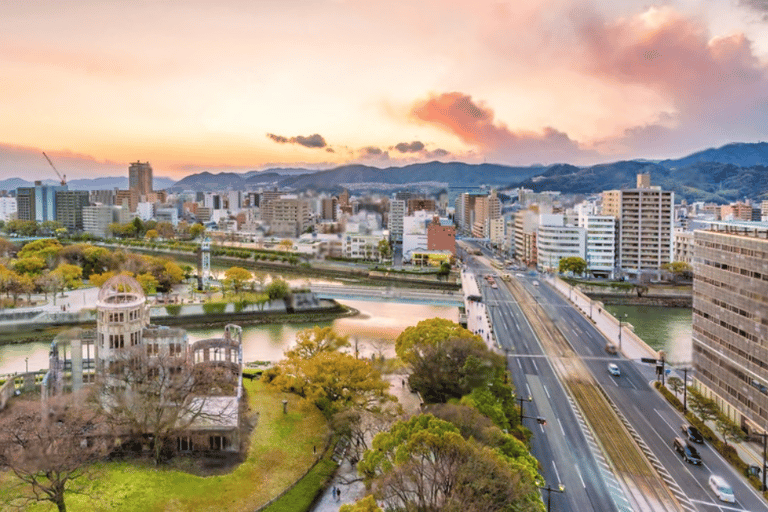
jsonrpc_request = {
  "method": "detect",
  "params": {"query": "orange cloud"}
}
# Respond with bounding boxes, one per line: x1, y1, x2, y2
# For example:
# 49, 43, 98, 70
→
410, 92, 593, 164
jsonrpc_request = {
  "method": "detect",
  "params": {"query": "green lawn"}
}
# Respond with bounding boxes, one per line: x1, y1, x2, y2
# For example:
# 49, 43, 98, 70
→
0, 380, 329, 512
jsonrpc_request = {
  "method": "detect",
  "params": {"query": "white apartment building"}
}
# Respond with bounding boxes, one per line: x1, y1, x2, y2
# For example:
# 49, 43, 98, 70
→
402, 211, 432, 261
0, 197, 17, 222
389, 199, 406, 243
489, 217, 506, 247
156, 208, 179, 227
514, 209, 540, 266
602, 174, 674, 279
673, 229, 694, 265
136, 202, 155, 222
84, 205, 129, 238
578, 212, 616, 278
344, 233, 385, 261
536, 214, 586, 273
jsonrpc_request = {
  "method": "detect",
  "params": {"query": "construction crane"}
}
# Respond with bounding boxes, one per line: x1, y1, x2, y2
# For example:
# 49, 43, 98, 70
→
42, 152, 66, 186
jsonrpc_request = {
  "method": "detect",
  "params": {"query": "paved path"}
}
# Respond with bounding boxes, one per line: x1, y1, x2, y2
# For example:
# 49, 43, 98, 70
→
311, 374, 421, 512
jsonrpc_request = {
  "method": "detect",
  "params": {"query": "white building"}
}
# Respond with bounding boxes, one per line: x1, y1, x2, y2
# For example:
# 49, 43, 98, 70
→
0, 197, 17, 222
344, 233, 386, 261
136, 202, 155, 222
578, 212, 616, 278
389, 199, 406, 243
156, 207, 179, 227
536, 214, 586, 273
402, 211, 434, 262
489, 217, 506, 247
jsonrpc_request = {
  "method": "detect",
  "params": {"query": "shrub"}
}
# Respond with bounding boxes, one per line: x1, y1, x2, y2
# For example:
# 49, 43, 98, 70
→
202, 301, 227, 315
165, 304, 182, 316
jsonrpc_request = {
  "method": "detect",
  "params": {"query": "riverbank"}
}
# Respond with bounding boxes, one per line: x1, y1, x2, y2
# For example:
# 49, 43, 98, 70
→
100, 243, 461, 290
567, 280, 692, 307
0, 291, 356, 345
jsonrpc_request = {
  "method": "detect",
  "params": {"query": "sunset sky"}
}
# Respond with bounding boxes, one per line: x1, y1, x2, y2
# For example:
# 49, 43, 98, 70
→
1, 0, 767, 180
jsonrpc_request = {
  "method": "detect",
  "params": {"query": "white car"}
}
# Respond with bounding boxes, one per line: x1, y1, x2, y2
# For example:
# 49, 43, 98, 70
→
608, 363, 620, 376
708, 475, 735, 503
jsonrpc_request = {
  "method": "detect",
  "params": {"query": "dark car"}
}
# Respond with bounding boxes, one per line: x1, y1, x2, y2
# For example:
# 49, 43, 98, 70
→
673, 437, 702, 464
681, 424, 704, 444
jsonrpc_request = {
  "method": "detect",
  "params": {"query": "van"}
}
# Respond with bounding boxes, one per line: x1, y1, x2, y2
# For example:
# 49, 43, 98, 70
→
607, 363, 620, 376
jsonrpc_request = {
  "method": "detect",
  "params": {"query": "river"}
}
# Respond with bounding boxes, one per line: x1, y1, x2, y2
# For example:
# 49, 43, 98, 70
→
0, 299, 458, 375
603, 304, 692, 364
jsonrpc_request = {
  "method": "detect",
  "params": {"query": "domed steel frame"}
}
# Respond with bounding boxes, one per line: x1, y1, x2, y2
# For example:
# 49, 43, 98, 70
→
96, 274, 146, 307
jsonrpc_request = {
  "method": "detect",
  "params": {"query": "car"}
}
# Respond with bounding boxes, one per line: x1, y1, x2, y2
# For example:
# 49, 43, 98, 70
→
681, 424, 704, 444
673, 437, 701, 464
608, 363, 620, 376
516, 273, 525, 278
708, 475, 735, 503
532, 280, 539, 286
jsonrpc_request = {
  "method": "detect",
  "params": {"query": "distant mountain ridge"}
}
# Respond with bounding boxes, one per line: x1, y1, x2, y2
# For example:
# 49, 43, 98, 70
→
0, 176, 176, 192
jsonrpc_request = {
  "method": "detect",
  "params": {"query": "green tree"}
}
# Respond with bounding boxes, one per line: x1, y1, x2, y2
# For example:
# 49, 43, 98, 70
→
667, 376, 683, 396
688, 393, 718, 424
189, 223, 205, 239
136, 272, 159, 294
286, 326, 350, 359
715, 417, 746, 448
145, 229, 159, 241
339, 496, 383, 512
132, 217, 144, 238
6, 220, 38, 237
265, 278, 290, 300
12, 256, 47, 276
661, 261, 693, 282
51, 263, 83, 290
270, 351, 394, 418
18, 238, 63, 263
39, 220, 63, 236
377, 238, 391, 262
558, 256, 587, 275
88, 271, 116, 289
0, 237, 15, 257
222, 266, 252, 296
358, 414, 543, 512
395, 318, 481, 365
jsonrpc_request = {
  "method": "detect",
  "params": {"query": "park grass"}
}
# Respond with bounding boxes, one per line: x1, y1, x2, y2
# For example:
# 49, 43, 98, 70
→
0, 379, 329, 512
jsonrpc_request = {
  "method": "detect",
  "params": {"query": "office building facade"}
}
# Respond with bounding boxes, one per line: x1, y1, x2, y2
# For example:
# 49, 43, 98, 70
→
55, 190, 90, 231
692, 221, 768, 434
129, 161, 153, 196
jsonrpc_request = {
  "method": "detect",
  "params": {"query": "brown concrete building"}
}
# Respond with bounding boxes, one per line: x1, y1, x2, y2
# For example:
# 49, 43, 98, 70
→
407, 198, 436, 215
115, 189, 139, 213
129, 161, 153, 196
720, 202, 760, 222
427, 215, 456, 255
321, 197, 338, 221
692, 221, 768, 434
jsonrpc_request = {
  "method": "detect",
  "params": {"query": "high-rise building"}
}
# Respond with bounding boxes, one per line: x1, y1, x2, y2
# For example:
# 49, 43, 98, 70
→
389, 199, 406, 243
427, 215, 456, 255
15, 187, 35, 221
320, 197, 338, 221
407, 198, 436, 215
0, 197, 17, 222
692, 221, 768, 435
602, 174, 674, 278
471, 191, 500, 238
578, 213, 616, 278
128, 161, 153, 196
55, 190, 90, 231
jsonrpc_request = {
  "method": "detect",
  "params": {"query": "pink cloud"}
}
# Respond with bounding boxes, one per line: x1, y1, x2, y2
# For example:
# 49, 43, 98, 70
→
410, 92, 594, 164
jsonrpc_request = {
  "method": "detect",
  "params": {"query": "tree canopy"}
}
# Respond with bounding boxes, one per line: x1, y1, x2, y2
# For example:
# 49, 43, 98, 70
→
395, 318, 481, 365
357, 414, 543, 512
558, 256, 587, 275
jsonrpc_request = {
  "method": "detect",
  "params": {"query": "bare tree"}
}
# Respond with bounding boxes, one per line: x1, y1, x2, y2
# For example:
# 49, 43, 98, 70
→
0, 393, 108, 512
95, 346, 237, 465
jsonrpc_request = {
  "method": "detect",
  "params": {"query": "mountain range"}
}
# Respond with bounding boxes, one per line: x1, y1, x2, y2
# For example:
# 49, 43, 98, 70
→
1, 142, 765, 203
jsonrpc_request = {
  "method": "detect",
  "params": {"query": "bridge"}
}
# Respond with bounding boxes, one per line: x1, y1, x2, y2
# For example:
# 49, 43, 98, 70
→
310, 284, 463, 306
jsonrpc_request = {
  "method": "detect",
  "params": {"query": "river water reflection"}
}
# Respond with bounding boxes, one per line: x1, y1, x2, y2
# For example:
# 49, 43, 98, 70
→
604, 304, 692, 364
0, 299, 458, 375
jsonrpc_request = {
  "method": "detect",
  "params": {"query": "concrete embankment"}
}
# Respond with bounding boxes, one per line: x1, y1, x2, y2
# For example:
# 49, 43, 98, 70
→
0, 293, 354, 345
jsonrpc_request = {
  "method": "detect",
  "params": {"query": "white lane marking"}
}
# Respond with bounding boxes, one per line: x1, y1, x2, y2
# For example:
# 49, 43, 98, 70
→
688, 499, 748, 511
558, 418, 566, 437
517, 359, 522, 369
552, 461, 561, 486
544, 385, 551, 399
532, 360, 539, 372
526, 383, 532, 397
575, 464, 586, 488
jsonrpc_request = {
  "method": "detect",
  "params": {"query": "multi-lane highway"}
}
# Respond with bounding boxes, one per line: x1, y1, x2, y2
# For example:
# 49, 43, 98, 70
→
461, 243, 767, 511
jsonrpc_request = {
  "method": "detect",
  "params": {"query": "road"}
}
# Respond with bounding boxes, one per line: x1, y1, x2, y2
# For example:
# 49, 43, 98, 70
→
522, 274, 767, 512
460, 251, 624, 512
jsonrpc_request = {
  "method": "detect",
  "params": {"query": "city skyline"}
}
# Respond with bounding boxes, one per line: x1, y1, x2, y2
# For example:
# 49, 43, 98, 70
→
1, 0, 767, 180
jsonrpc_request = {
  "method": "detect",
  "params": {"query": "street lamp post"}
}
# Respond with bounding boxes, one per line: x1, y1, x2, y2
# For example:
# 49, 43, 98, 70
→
681, 367, 689, 414
540, 484, 565, 512
618, 313, 628, 352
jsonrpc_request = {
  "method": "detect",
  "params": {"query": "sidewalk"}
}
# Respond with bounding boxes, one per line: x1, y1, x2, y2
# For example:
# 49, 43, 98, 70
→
311, 374, 421, 512
546, 275, 768, 486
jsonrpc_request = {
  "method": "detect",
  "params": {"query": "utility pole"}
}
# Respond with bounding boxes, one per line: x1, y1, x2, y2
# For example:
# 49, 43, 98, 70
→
540, 484, 565, 512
